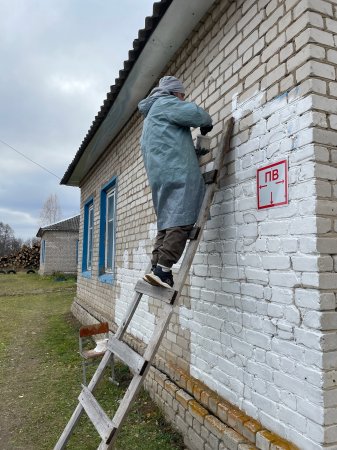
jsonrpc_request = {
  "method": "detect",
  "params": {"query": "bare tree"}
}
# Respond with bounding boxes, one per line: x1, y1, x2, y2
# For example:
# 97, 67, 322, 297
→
0, 222, 23, 257
39, 194, 62, 226
24, 237, 40, 247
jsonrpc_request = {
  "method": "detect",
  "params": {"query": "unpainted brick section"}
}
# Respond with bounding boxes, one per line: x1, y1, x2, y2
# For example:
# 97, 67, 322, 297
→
144, 362, 298, 450
39, 230, 78, 275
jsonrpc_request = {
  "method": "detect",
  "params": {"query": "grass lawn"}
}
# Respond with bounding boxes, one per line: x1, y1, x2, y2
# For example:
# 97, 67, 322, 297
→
0, 273, 184, 450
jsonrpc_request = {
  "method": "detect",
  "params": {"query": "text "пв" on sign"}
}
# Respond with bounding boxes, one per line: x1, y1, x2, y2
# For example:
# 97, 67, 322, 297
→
257, 159, 288, 209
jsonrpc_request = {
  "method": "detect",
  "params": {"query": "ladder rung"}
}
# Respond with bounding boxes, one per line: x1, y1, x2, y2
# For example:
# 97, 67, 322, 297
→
135, 279, 178, 304
203, 169, 218, 184
110, 374, 143, 433
78, 385, 114, 443
107, 336, 147, 375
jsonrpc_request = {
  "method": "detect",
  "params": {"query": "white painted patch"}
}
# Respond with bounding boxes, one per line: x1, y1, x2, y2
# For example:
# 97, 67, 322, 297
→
123, 249, 129, 269
179, 86, 319, 428
148, 222, 157, 239
115, 223, 157, 343
232, 91, 264, 120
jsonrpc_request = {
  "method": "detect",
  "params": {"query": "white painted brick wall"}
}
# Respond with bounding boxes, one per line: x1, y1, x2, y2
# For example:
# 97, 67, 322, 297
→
178, 0, 337, 448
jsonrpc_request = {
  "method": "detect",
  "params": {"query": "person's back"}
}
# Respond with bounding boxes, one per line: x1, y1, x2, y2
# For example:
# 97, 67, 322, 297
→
138, 76, 213, 288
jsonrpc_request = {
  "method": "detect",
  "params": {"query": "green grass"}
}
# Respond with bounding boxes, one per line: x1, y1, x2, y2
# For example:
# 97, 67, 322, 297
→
0, 273, 184, 450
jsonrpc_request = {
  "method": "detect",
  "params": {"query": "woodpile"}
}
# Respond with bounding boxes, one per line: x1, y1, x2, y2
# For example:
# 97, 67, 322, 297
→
0, 243, 40, 270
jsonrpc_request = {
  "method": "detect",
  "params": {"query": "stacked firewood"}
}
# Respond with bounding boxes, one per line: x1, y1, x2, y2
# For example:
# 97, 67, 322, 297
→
0, 244, 40, 270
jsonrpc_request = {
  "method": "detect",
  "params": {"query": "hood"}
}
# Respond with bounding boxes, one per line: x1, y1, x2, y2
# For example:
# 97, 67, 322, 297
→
138, 95, 161, 117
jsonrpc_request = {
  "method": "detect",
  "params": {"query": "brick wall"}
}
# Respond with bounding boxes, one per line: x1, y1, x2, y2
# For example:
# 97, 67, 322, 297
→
39, 230, 78, 275
72, 0, 337, 448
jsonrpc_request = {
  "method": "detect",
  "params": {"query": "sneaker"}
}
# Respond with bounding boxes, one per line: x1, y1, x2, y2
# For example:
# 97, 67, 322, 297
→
143, 265, 156, 282
144, 266, 174, 289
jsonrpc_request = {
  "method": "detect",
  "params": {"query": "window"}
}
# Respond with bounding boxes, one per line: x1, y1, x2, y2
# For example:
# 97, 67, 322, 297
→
40, 239, 46, 264
87, 204, 94, 270
99, 177, 117, 283
105, 188, 115, 272
82, 198, 94, 276
75, 239, 79, 265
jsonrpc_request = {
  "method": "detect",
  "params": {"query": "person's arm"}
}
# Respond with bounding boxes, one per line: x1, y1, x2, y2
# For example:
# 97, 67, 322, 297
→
165, 98, 212, 129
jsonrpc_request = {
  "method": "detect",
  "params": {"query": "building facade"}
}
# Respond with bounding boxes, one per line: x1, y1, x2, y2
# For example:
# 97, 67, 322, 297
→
37, 215, 79, 275
62, 1, 337, 448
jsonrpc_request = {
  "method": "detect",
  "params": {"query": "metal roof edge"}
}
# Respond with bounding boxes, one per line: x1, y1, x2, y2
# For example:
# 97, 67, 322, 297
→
61, 0, 216, 187
36, 214, 80, 237
60, 0, 172, 186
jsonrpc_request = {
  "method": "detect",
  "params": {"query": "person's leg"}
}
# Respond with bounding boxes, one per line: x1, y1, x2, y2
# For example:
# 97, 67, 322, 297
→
157, 225, 194, 268
145, 225, 193, 288
151, 229, 166, 267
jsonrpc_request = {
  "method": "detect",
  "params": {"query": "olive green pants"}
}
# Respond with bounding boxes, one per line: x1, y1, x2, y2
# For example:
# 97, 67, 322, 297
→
151, 225, 194, 268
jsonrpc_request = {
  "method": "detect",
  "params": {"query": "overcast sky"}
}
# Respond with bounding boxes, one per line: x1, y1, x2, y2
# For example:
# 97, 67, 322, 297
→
0, 0, 155, 240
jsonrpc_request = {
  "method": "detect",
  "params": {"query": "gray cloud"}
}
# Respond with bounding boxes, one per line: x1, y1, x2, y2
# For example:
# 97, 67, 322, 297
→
0, 0, 154, 239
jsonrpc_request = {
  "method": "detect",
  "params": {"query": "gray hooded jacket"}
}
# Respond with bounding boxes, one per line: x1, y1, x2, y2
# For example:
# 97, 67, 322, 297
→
138, 93, 212, 230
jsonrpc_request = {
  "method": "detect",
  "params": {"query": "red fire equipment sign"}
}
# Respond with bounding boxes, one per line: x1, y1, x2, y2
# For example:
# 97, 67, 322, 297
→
257, 159, 288, 209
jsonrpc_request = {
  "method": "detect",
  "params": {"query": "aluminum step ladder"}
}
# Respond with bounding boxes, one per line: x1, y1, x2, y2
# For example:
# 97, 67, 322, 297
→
54, 117, 234, 450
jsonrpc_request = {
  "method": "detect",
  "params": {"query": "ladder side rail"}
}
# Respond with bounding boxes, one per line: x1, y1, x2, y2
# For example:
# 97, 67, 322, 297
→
54, 350, 113, 450
174, 181, 216, 290
174, 118, 233, 291
114, 262, 152, 341
54, 403, 84, 450
113, 305, 173, 425
97, 304, 175, 450
113, 291, 143, 340
142, 303, 173, 361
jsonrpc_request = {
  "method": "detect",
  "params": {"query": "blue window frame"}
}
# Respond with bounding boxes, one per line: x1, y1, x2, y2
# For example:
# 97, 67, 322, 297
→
99, 177, 117, 283
75, 239, 79, 265
82, 197, 94, 277
40, 239, 46, 264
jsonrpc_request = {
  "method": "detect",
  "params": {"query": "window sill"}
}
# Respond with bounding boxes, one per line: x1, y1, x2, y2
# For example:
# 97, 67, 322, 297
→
81, 270, 92, 279
99, 273, 114, 284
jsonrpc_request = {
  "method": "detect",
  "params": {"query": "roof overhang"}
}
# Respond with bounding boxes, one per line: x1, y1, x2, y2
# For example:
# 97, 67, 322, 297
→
36, 215, 80, 237
62, 0, 217, 186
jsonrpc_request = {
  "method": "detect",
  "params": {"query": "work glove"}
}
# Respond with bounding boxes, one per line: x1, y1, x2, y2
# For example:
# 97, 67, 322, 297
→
200, 125, 213, 135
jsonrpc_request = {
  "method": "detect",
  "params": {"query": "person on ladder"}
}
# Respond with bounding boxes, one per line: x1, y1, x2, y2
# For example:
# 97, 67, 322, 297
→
138, 76, 213, 289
